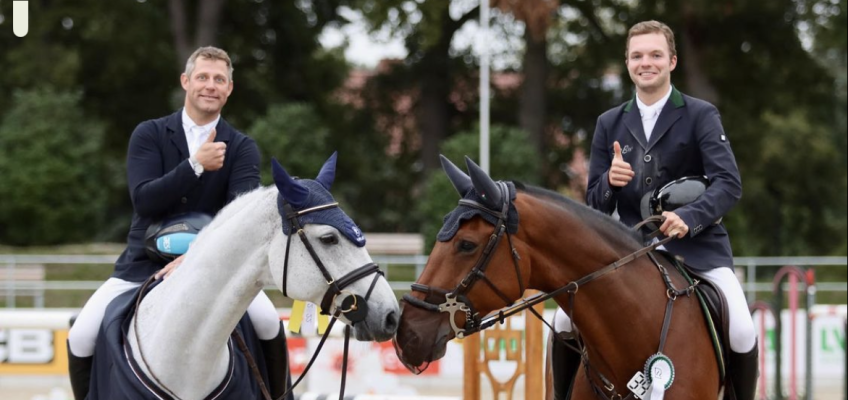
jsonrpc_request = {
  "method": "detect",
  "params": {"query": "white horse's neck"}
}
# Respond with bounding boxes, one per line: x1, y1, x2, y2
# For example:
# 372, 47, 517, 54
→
128, 188, 279, 399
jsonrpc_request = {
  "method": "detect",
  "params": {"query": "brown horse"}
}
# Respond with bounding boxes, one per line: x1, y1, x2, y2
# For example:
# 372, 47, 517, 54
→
394, 156, 721, 399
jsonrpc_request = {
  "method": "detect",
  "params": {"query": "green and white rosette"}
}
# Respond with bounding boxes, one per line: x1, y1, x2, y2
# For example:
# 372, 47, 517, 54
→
644, 353, 674, 400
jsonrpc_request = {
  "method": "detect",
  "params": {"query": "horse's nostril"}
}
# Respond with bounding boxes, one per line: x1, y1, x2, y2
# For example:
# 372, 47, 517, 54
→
384, 310, 399, 333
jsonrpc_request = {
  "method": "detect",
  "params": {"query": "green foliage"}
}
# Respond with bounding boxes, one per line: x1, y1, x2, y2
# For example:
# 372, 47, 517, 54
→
248, 103, 333, 186
0, 89, 107, 245
416, 125, 541, 251
726, 110, 846, 256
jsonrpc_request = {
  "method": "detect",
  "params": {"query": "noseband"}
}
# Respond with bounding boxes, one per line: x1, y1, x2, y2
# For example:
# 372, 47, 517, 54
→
403, 182, 524, 339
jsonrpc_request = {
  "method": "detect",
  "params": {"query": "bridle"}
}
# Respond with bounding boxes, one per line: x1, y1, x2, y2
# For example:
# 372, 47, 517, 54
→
403, 181, 675, 336
278, 199, 383, 321
274, 197, 385, 400
403, 182, 524, 339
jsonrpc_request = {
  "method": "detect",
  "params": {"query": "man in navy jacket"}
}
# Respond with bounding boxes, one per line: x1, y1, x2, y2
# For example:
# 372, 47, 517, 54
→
67, 47, 290, 400
550, 21, 758, 400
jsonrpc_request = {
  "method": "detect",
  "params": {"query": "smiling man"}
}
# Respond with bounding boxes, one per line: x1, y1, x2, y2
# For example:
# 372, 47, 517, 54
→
548, 21, 757, 400
67, 47, 292, 400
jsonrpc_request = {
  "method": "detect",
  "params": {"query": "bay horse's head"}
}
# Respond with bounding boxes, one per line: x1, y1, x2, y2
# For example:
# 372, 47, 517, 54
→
269, 153, 399, 342
394, 156, 531, 373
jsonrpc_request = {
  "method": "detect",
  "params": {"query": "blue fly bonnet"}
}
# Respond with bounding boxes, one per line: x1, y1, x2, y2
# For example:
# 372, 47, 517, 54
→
272, 153, 365, 247
277, 179, 366, 247
437, 168, 519, 242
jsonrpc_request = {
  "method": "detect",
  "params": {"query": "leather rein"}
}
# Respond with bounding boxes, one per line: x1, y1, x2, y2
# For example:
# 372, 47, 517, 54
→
402, 189, 700, 399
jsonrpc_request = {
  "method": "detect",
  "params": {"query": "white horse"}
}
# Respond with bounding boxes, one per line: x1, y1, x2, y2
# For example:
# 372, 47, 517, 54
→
98, 153, 400, 399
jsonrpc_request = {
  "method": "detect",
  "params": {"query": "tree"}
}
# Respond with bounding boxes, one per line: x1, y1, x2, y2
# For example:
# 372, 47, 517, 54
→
353, 0, 480, 172
494, 0, 559, 156
0, 89, 108, 245
248, 103, 334, 187
416, 124, 540, 251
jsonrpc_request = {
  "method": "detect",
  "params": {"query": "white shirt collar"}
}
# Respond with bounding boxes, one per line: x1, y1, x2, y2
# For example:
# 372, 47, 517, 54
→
181, 108, 220, 133
636, 85, 673, 120
181, 109, 220, 156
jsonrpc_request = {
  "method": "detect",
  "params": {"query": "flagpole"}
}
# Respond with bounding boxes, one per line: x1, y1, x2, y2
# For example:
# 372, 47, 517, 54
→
480, 0, 490, 174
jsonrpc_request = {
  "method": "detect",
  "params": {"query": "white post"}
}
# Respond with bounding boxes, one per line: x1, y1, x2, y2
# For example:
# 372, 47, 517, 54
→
479, 0, 491, 174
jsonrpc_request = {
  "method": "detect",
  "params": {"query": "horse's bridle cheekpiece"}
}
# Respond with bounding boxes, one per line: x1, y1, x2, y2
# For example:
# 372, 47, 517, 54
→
403, 156, 526, 339
277, 194, 383, 322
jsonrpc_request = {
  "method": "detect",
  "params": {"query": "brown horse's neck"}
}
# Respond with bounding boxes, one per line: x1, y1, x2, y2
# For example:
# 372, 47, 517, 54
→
514, 192, 671, 381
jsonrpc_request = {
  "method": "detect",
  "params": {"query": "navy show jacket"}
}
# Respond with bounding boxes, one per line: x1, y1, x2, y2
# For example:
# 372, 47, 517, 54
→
586, 87, 742, 271
113, 110, 260, 282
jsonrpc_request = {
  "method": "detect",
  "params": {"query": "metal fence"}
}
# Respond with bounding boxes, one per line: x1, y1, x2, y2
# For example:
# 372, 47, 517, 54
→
1, 254, 846, 308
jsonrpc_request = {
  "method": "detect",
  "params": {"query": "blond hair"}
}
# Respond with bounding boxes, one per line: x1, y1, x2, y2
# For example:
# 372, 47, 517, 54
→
625, 20, 677, 58
184, 46, 234, 81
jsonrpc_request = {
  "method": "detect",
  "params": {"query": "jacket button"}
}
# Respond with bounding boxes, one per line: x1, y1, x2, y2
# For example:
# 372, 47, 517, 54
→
645, 177, 653, 185
644, 154, 652, 163
181, 197, 187, 204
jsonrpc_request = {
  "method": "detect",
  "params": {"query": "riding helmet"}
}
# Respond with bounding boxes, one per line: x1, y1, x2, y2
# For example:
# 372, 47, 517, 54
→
640, 175, 710, 224
144, 212, 213, 264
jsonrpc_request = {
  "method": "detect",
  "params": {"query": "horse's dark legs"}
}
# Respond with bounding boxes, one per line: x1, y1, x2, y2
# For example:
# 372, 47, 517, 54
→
726, 341, 759, 400
550, 332, 582, 400
67, 341, 92, 400
260, 322, 294, 400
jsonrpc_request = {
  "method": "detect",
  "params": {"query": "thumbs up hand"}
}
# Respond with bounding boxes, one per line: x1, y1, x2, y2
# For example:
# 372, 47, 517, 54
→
608, 141, 634, 187
195, 128, 227, 172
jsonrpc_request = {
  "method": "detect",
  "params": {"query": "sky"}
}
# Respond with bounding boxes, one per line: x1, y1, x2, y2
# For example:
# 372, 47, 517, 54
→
318, 7, 408, 69
317, 4, 524, 70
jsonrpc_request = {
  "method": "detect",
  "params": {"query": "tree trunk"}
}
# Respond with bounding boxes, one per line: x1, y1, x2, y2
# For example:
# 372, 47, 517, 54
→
417, 67, 450, 172
168, 0, 191, 66
416, 6, 478, 172
679, 14, 719, 105
196, 0, 226, 48
520, 28, 549, 158
168, 0, 226, 69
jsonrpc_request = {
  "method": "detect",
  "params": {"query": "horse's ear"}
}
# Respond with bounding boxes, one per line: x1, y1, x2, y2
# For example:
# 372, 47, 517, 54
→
465, 156, 503, 209
315, 151, 337, 190
440, 154, 472, 197
272, 158, 309, 208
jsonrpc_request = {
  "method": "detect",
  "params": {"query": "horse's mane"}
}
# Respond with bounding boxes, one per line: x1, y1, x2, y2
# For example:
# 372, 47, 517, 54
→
200, 186, 276, 237
514, 182, 643, 249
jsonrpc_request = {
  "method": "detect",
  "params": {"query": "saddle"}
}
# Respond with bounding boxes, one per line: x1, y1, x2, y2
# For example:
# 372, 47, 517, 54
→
656, 250, 730, 384
87, 280, 270, 400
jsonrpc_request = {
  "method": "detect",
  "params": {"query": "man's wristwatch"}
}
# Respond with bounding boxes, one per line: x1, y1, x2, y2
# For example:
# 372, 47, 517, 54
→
188, 156, 204, 176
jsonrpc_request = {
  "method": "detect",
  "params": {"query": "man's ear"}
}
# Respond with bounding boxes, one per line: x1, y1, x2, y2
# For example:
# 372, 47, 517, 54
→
670, 55, 677, 72
180, 73, 190, 91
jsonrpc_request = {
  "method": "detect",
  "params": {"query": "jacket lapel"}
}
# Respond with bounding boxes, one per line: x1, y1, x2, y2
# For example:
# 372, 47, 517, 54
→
167, 111, 190, 158
645, 87, 685, 152
213, 118, 233, 143
623, 98, 648, 149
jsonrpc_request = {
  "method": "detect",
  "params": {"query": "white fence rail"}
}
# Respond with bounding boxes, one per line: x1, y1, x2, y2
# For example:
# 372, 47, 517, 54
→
2, 254, 846, 308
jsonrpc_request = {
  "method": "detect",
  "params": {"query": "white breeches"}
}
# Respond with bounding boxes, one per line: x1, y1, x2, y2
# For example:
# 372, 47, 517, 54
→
68, 278, 280, 357
553, 266, 756, 352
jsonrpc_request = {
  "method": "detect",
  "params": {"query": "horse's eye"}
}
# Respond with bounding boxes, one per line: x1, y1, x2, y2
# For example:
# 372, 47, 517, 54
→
320, 234, 339, 245
457, 240, 477, 253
